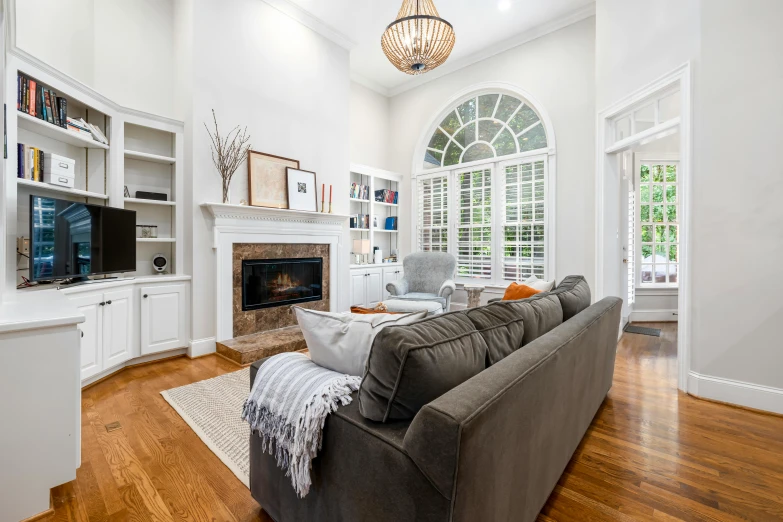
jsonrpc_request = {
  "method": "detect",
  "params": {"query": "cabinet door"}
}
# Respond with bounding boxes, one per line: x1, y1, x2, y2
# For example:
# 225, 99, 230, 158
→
350, 270, 367, 307
70, 293, 104, 381
102, 288, 133, 369
382, 267, 402, 299
366, 268, 384, 307
141, 284, 186, 355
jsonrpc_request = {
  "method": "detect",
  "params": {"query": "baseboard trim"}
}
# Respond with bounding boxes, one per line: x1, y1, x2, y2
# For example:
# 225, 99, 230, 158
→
629, 309, 678, 322
81, 349, 188, 389
189, 337, 216, 358
688, 371, 783, 415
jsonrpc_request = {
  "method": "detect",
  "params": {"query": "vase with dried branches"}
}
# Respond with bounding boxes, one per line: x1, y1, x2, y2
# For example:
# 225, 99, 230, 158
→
204, 109, 251, 204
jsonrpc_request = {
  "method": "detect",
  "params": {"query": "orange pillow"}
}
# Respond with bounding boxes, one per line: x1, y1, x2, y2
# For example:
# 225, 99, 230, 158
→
501, 283, 542, 301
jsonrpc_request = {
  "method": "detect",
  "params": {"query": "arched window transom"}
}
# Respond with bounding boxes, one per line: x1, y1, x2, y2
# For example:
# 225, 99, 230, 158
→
423, 93, 548, 170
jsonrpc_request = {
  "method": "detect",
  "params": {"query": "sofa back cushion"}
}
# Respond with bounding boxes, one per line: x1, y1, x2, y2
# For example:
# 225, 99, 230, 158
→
466, 294, 563, 365
358, 311, 488, 422
550, 275, 591, 321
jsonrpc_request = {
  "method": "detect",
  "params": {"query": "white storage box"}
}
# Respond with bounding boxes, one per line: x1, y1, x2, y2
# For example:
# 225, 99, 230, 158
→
43, 153, 76, 189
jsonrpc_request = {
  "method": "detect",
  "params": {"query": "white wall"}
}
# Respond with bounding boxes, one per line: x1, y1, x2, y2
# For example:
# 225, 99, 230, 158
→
388, 18, 597, 292
595, 0, 700, 110
350, 82, 390, 170
14, 0, 176, 118
182, 0, 351, 346
690, 0, 783, 393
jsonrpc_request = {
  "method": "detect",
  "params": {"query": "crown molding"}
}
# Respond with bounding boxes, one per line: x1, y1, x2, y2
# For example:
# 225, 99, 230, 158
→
262, 0, 357, 51
350, 72, 391, 98
384, 3, 596, 98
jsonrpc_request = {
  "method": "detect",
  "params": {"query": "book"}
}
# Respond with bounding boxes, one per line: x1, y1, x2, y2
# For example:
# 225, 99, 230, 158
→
57, 97, 67, 128
28, 80, 37, 116
44, 89, 54, 124
385, 217, 398, 231
17, 143, 24, 178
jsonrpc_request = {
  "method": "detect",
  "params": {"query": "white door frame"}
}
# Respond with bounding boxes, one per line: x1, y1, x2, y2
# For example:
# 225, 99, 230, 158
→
595, 63, 692, 392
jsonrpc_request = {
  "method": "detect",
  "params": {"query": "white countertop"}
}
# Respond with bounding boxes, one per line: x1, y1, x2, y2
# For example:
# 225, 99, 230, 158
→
0, 289, 84, 334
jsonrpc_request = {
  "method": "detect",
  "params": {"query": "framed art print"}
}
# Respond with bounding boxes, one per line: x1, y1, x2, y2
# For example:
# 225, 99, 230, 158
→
247, 150, 300, 208
286, 168, 318, 212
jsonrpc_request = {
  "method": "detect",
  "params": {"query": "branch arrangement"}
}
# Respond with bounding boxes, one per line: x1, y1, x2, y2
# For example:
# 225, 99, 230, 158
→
204, 109, 251, 203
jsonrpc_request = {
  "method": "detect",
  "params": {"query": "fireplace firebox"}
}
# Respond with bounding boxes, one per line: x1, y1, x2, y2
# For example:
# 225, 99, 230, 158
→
242, 257, 323, 311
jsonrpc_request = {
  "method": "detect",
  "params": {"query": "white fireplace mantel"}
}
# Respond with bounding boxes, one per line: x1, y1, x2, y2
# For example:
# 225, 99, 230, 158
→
201, 202, 350, 341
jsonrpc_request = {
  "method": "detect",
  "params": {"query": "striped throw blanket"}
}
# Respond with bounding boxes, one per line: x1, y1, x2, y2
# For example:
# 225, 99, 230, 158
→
241, 352, 362, 498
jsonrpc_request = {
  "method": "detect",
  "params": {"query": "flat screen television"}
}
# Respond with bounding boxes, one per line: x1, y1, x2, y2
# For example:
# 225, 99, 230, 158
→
29, 195, 137, 282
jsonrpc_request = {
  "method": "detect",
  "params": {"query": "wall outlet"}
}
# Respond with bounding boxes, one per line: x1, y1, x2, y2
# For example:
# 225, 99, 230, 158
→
17, 237, 29, 255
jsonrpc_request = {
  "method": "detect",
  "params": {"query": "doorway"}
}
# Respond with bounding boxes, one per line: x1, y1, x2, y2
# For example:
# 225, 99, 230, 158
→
596, 63, 692, 391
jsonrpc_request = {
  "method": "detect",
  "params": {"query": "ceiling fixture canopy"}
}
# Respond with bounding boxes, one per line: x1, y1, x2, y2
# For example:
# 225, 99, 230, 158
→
381, 0, 456, 75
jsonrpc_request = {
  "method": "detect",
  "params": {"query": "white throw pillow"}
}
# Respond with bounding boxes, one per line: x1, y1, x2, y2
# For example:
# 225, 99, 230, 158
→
526, 276, 556, 292
293, 307, 427, 376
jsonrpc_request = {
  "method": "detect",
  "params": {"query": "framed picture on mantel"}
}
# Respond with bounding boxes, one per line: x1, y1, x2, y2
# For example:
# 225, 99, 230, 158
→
247, 150, 300, 209
286, 168, 318, 212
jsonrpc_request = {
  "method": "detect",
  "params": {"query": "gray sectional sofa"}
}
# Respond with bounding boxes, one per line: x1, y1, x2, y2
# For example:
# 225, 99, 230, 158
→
249, 276, 622, 522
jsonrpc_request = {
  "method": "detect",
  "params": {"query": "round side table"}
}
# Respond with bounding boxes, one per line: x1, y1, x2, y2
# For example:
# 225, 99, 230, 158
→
463, 285, 485, 309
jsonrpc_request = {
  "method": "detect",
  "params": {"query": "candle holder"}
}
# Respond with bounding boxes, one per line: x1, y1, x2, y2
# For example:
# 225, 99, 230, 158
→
321, 198, 326, 213
329, 202, 333, 214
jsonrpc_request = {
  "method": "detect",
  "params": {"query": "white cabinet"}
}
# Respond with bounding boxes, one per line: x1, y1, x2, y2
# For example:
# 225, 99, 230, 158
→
70, 289, 133, 381
141, 284, 187, 355
382, 266, 404, 299
70, 293, 104, 381
349, 266, 398, 307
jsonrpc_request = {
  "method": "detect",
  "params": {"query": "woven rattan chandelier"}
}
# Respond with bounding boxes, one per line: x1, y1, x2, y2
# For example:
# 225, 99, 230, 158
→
381, 0, 456, 75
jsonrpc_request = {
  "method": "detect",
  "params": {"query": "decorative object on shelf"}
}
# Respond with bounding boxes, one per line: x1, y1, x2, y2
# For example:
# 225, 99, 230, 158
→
239, 199, 248, 206
375, 189, 399, 204
374, 247, 383, 265
381, 0, 456, 76
248, 150, 298, 209
204, 109, 251, 204
152, 253, 168, 273
353, 239, 371, 265
285, 168, 318, 212
42, 152, 75, 188
373, 216, 379, 229
137, 225, 158, 239
385, 216, 398, 231
124, 185, 131, 197
136, 190, 167, 201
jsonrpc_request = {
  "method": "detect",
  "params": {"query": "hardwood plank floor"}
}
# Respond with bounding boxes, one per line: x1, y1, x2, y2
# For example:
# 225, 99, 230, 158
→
47, 323, 783, 521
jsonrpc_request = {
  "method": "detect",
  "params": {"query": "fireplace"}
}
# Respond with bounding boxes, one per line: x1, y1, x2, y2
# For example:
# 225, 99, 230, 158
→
242, 257, 323, 311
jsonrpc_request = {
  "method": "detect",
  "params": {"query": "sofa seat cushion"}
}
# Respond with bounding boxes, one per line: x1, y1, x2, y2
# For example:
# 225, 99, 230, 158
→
359, 311, 488, 422
550, 275, 591, 321
466, 294, 564, 365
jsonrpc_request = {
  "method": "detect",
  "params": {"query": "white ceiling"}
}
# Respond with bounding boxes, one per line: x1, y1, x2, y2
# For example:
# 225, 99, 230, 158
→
282, 0, 595, 96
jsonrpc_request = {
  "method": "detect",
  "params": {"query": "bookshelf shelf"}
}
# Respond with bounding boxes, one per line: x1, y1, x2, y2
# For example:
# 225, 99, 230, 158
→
374, 229, 399, 234
124, 197, 176, 207
373, 201, 398, 208
17, 111, 109, 150
17, 178, 108, 200
136, 238, 176, 243
124, 149, 176, 165
350, 198, 370, 203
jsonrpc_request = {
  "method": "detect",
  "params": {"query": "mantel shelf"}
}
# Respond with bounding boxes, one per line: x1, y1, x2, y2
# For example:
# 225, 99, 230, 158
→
201, 202, 350, 225
18, 111, 109, 150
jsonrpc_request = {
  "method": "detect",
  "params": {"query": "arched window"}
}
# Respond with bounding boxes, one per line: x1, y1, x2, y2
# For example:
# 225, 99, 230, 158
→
423, 93, 548, 170
415, 88, 555, 285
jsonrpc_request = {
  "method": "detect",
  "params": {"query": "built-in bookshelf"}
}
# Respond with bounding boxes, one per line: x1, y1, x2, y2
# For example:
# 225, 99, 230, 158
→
5, 54, 184, 288
349, 164, 402, 265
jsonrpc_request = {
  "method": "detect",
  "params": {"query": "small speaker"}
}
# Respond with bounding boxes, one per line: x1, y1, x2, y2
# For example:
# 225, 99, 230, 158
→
152, 253, 168, 273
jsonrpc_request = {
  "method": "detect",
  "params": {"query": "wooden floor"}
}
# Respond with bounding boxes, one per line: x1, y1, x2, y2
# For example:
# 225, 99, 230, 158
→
47, 323, 783, 521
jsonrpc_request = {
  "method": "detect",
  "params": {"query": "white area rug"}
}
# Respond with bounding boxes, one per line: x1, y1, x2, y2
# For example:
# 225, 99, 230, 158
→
161, 368, 251, 487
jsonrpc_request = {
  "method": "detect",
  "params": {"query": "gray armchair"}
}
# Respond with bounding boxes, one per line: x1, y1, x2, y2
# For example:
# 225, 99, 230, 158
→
386, 252, 457, 312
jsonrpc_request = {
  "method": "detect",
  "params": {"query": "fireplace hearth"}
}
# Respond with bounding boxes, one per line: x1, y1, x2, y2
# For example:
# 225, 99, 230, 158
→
242, 258, 323, 311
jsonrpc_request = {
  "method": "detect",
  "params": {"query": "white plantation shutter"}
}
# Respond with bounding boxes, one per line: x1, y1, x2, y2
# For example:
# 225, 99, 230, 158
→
502, 158, 547, 282
417, 175, 449, 252
456, 166, 493, 279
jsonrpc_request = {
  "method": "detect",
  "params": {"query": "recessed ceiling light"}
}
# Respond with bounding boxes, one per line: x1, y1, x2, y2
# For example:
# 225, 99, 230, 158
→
498, 0, 512, 11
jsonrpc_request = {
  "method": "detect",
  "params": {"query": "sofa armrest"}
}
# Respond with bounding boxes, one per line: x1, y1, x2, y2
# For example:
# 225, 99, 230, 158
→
438, 279, 456, 299
386, 278, 409, 296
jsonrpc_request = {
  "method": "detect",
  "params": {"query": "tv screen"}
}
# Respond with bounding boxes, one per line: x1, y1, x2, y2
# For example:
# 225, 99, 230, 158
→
29, 195, 136, 281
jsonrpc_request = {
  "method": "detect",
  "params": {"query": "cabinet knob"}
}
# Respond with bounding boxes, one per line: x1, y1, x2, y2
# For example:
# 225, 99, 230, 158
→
106, 300, 112, 305
99, 302, 105, 306
143, 294, 148, 298
80, 331, 84, 338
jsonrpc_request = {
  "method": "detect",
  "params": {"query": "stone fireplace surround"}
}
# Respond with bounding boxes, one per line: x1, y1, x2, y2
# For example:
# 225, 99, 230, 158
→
203, 203, 349, 343
233, 243, 330, 337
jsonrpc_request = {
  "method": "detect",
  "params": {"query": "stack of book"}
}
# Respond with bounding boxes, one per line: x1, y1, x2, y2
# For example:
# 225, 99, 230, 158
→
350, 214, 370, 230
375, 189, 399, 204
17, 73, 109, 145
350, 183, 370, 200
17, 143, 44, 181
17, 74, 67, 128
